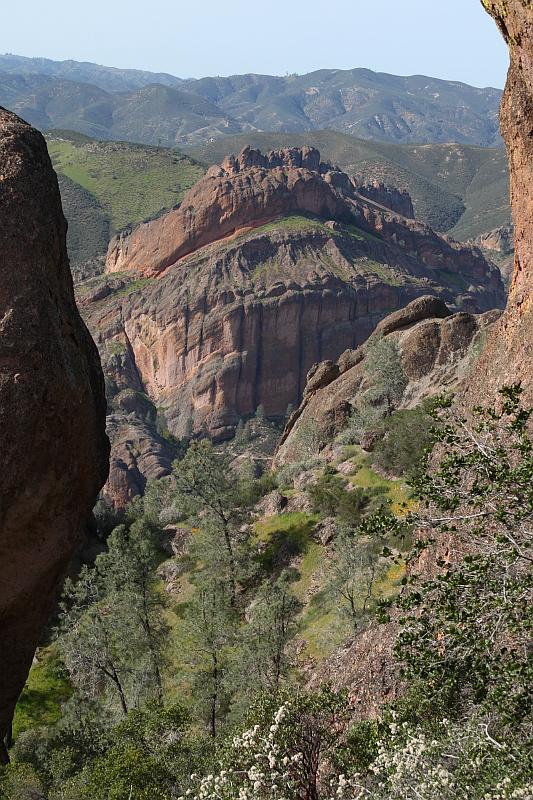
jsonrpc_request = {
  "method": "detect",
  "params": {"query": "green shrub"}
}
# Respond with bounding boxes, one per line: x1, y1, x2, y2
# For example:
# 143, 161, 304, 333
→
372, 405, 435, 477
307, 466, 371, 522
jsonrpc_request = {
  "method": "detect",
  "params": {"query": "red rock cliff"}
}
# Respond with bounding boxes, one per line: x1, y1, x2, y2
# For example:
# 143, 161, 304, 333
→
468, 1, 533, 402
105, 146, 504, 294
0, 108, 109, 756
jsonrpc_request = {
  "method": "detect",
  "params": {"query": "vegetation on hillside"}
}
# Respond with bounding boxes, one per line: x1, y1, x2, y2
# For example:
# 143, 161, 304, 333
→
2, 379, 531, 799
46, 133, 205, 272
47, 136, 204, 232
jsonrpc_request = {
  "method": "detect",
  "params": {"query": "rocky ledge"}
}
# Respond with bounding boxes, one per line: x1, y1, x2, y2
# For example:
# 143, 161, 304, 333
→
275, 295, 501, 465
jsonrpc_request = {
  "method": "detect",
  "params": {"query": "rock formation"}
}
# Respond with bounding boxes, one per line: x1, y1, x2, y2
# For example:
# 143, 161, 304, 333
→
83, 154, 503, 446
103, 414, 174, 509
76, 147, 505, 504
276, 296, 500, 465
468, 1, 533, 404
0, 108, 109, 756
357, 180, 415, 219
474, 224, 514, 257
473, 224, 514, 286
105, 146, 502, 294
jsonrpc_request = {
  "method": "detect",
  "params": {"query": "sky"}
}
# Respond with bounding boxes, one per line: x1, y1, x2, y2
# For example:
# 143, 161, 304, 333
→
1, 0, 509, 88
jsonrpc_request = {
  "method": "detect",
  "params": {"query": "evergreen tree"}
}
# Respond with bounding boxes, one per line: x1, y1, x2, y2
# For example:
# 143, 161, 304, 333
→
98, 519, 169, 705
240, 574, 301, 692
182, 573, 237, 737
364, 335, 408, 415
58, 517, 168, 715
170, 441, 249, 602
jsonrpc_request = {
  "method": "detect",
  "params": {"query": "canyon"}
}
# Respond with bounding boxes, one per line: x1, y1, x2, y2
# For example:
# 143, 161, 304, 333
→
0, 3, 532, 789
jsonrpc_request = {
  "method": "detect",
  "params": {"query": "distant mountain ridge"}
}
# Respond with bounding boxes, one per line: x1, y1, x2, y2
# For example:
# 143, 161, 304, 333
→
0, 54, 502, 147
0, 53, 184, 92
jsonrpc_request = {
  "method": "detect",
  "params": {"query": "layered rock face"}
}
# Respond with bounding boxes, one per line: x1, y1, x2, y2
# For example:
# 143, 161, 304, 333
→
357, 180, 415, 219
105, 145, 503, 296
468, 1, 533, 404
276, 295, 500, 465
0, 109, 109, 753
81, 147, 504, 504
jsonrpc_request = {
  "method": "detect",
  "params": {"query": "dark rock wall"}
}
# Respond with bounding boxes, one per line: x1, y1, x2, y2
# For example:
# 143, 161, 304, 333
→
0, 108, 109, 753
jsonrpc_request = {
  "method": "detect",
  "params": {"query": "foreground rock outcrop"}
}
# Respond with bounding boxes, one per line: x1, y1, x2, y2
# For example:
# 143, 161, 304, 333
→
0, 109, 109, 755
468, 0, 533, 404
276, 295, 500, 464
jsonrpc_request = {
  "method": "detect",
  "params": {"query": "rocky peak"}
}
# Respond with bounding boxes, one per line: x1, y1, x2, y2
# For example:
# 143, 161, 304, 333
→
86, 144, 505, 503
216, 145, 328, 175
105, 145, 503, 296
474, 224, 514, 256
106, 146, 354, 277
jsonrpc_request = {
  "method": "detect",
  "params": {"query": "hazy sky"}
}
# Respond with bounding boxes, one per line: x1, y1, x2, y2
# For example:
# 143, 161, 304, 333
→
1, 0, 509, 88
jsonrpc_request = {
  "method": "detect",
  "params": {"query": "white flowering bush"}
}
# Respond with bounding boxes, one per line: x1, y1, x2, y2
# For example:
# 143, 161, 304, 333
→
180, 688, 358, 800
362, 714, 533, 800
180, 699, 532, 800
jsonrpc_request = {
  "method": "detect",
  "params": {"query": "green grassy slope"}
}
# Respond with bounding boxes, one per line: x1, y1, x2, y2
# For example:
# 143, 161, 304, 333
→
47, 133, 205, 232
186, 131, 510, 240
56, 173, 110, 269
46, 132, 206, 271
12, 647, 71, 741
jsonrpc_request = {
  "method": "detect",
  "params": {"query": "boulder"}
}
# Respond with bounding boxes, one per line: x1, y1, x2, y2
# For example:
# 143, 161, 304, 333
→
255, 491, 288, 518
0, 108, 108, 755
314, 517, 338, 546
357, 180, 415, 219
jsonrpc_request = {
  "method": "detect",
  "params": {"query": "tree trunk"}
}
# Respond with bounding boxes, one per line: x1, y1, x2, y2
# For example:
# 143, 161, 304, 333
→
210, 651, 218, 738
140, 582, 164, 704
220, 521, 237, 605
111, 667, 129, 717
